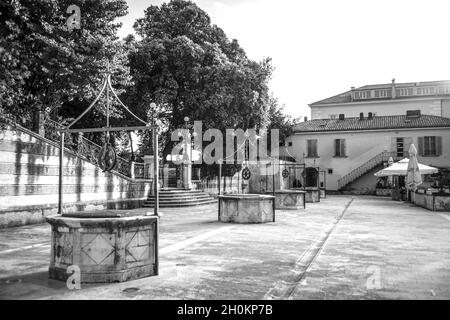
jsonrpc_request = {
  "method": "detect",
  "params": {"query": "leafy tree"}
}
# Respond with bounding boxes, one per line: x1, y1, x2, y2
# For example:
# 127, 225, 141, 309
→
267, 95, 296, 148
0, 0, 130, 135
129, 0, 279, 174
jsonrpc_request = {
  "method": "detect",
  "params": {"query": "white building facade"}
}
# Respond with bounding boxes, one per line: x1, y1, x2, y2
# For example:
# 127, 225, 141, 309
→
282, 80, 450, 192
310, 80, 450, 120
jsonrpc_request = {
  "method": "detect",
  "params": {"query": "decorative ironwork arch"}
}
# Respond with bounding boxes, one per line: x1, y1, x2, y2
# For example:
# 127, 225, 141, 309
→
57, 62, 160, 216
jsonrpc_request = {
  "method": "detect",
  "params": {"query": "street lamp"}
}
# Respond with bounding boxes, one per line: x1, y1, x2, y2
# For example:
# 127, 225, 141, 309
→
150, 102, 159, 216
181, 116, 198, 163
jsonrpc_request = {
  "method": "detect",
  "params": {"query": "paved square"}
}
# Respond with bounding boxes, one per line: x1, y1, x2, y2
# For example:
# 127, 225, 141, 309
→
0, 195, 449, 300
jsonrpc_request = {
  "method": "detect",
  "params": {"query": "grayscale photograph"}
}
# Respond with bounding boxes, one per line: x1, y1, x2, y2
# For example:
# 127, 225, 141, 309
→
0, 0, 449, 305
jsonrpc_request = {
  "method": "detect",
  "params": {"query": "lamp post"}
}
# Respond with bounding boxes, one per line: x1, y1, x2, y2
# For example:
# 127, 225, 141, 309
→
179, 116, 196, 189
150, 102, 159, 216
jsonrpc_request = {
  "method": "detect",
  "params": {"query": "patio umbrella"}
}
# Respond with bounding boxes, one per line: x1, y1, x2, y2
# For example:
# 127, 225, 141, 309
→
406, 144, 422, 202
374, 158, 438, 177
387, 156, 394, 186
406, 144, 422, 190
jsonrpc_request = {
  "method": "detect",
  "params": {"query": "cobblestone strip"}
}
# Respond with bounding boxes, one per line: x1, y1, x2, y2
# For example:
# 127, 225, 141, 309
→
0, 243, 50, 255
159, 225, 235, 255
263, 198, 354, 300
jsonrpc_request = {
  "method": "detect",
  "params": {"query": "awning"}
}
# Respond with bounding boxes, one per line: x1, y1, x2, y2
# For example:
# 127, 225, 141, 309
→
374, 158, 439, 177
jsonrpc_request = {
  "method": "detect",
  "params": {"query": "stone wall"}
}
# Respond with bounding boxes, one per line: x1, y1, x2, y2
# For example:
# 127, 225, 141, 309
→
0, 124, 153, 228
414, 192, 450, 211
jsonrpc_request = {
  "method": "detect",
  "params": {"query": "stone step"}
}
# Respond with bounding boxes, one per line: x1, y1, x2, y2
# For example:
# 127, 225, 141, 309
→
159, 189, 204, 193
149, 195, 213, 201
142, 198, 217, 208
154, 190, 209, 195
144, 197, 216, 204
146, 194, 214, 201
144, 189, 216, 208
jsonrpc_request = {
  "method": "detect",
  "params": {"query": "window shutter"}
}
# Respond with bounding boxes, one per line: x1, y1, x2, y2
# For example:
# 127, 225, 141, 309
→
436, 136, 442, 156
342, 139, 346, 157
313, 139, 318, 157
391, 137, 397, 153
307, 140, 312, 157
334, 139, 339, 156
418, 137, 424, 156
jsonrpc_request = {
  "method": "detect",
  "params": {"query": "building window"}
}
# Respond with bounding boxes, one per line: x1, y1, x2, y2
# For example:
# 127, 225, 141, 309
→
327, 168, 333, 174
287, 141, 293, 147
375, 89, 390, 98
306, 139, 318, 158
334, 139, 346, 157
356, 91, 371, 99
418, 136, 442, 156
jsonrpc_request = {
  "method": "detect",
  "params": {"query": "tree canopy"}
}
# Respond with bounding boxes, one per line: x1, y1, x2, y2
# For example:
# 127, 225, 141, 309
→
129, 0, 281, 157
0, 0, 130, 130
0, 0, 294, 169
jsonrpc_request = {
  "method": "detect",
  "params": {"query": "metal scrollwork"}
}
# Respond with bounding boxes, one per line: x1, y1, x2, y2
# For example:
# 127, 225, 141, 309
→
282, 169, 289, 178
98, 141, 117, 172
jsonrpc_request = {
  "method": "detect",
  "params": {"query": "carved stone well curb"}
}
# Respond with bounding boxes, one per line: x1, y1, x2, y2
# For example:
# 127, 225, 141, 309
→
274, 189, 306, 210
218, 194, 275, 223
46, 213, 158, 283
291, 187, 320, 203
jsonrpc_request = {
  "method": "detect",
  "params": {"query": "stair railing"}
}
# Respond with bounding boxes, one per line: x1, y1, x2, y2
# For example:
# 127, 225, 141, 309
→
337, 151, 403, 190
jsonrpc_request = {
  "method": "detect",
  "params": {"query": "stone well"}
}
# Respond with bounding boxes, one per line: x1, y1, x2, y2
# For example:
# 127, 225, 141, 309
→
319, 188, 326, 199
46, 211, 158, 283
218, 194, 275, 223
274, 190, 306, 210
291, 187, 320, 203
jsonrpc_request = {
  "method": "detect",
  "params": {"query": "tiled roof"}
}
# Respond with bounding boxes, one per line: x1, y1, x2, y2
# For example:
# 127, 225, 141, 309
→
293, 115, 450, 133
359, 80, 450, 90
310, 80, 450, 106
309, 91, 352, 105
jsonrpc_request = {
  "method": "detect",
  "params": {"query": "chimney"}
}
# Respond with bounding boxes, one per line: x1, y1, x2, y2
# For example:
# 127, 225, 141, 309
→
304, 116, 308, 122
359, 112, 364, 120
368, 112, 373, 119
338, 114, 345, 120
391, 78, 396, 99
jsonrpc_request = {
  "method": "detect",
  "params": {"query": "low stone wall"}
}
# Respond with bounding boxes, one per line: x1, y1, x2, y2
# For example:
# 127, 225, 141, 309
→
414, 192, 450, 211
376, 188, 393, 197
0, 125, 152, 228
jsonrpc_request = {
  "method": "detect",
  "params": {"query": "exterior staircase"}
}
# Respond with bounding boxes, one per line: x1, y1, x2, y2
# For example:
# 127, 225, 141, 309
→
337, 151, 404, 190
143, 189, 217, 208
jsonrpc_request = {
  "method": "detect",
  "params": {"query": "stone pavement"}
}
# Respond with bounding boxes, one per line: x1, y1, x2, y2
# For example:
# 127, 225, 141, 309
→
0, 195, 449, 300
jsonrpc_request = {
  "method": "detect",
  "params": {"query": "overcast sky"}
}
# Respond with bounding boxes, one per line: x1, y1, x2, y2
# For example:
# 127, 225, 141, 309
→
116, 0, 450, 120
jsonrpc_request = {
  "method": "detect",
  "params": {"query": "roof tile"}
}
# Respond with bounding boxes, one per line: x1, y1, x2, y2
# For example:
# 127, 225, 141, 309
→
293, 115, 450, 133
